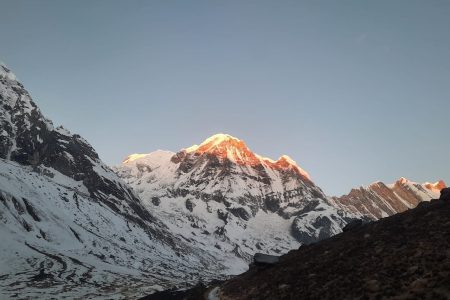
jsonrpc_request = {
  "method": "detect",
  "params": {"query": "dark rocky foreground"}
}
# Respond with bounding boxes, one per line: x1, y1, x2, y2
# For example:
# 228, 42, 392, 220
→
144, 193, 450, 299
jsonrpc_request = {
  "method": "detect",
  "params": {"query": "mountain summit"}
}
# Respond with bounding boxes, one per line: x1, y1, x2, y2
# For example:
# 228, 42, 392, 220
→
116, 133, 354, 271
183, 133, 310, 180
185, 133, 243, 153
185, 133, 261, 166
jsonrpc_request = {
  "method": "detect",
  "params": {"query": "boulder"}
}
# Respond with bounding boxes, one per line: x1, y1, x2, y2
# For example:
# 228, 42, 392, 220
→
253, 253, 279, 266
185, 199, 195, 212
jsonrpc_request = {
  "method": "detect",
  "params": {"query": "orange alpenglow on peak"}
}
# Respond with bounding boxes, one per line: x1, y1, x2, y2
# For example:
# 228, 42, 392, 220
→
122, 153, 148, 164
185, 133, 244, 154
270, 155, 311, 180
424, 180, 447, 191
185, 133, 261, 166
184, 133, 311, 180
394, 177, 446, 191
397, 177, 410, 185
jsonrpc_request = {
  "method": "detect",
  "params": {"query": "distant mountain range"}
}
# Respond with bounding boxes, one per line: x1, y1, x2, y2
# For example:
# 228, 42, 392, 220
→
0, 62, 446, 299
331, 177, 444, 219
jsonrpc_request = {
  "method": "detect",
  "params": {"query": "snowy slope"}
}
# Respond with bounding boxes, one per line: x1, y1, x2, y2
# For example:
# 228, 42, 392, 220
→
0, 159, 224, 299
331, 178, 446, 220
115, 134, 356, 271
0, 63, 225, 299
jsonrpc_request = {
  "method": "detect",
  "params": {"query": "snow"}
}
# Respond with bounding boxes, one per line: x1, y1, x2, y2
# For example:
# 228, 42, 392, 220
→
1, 63, 348, 298
398, 177, 411, 185
55, 126, 72, 137
115, 137, 354, 274
185, 133, 241, 153
208, 287, 221, 300
123, 153, 150, 164
185, 144, 199, 152
122, 150, 175, 167
278, 155, 311, 180
0, 158, 225, 299
0, 63, 17, 81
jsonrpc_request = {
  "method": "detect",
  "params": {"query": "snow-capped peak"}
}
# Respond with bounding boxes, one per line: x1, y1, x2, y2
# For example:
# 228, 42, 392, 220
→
394, 177, 446, 192
397, 177, 411, 185
199, 133, 241, 146
121, 133, 313, 182
278, 154, 296, 164
0, 62, 17, 81
185, 133, 242, 153
181, 134, 311, 180
424, 180, 447, 192
122, 150, 175, 165
272, 155, 311, 180
123, 153, 149, 164
182, 133, 261, 166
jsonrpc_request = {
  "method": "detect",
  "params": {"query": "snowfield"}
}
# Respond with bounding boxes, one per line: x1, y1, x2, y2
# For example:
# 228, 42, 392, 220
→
0, 159, 225, 299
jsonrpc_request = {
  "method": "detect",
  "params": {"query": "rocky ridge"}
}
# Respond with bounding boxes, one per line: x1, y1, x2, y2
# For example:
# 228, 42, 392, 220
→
332, 177, 445, 219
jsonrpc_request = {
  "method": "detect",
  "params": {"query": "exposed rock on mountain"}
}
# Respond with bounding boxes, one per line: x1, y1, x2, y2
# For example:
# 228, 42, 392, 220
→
2, 61, 447, 299
115, 134, 355, 272
0, 63, 224, 299
0, 63, 149, 223
331, 177, 446, 219
205, 198, 450, 300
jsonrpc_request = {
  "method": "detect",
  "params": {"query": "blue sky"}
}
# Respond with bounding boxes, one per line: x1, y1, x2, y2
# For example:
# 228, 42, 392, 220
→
1, 0, 449, 195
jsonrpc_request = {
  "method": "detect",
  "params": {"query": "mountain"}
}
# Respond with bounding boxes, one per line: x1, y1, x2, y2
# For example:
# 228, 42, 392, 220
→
173, 192, 450, 300
2, 61, 446, 299
0, 63, 224, 299
331, 177, 446, 219
115, 133, 355, 272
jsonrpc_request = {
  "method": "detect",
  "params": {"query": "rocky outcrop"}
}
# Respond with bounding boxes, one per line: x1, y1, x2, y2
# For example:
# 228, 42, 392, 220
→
331, 178, 446, 220
0, 63, 153, 225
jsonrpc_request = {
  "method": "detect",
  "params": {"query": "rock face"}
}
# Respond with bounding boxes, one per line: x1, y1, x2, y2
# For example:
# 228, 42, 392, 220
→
0, 64, 150, 223
0, 63, 224, 298
115, 134, 355, 272
331, 178, 446, 220
217, 198, 450, 300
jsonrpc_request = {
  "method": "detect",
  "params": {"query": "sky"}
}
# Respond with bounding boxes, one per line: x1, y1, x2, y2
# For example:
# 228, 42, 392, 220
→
0, 0, 449, 195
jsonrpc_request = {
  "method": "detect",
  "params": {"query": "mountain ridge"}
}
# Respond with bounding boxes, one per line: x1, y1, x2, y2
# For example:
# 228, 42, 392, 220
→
123, 133, 311, 181
332, 177, 445, 219
0, 63, 226, 298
